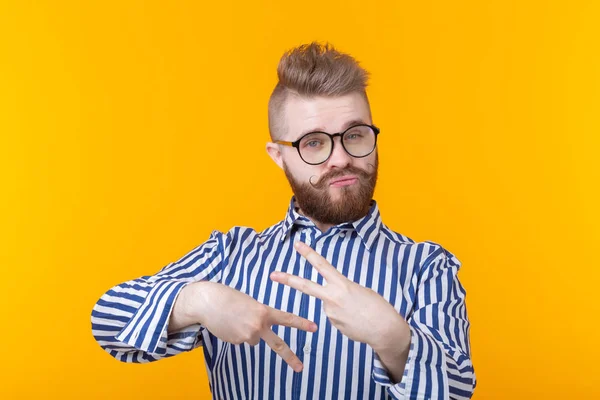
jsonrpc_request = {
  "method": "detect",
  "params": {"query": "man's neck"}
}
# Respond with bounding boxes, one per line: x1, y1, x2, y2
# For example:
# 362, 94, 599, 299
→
295, 207, 334, 233
313, 221, 334, 233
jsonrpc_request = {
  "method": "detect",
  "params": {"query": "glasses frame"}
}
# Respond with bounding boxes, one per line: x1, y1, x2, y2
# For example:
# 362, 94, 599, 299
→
274, 124, 380, 165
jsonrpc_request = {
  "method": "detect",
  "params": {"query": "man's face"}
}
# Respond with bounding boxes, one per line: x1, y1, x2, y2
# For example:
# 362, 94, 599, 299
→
267, 92, 378, 225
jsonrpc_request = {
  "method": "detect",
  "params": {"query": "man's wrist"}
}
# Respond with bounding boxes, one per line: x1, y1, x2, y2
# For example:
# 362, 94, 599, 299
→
169, 281, 211, 331
369, 311, 411, 355
183, 281, 215, 325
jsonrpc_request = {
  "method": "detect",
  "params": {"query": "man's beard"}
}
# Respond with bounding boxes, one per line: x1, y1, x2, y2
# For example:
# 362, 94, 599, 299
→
283, 155, 378, 226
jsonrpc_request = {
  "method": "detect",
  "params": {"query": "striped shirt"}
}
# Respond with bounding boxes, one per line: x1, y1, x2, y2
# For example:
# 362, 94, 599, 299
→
91, 198, 476, 399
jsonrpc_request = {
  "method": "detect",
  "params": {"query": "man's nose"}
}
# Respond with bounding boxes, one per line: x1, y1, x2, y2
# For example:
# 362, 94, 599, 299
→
326, 137, 352, 168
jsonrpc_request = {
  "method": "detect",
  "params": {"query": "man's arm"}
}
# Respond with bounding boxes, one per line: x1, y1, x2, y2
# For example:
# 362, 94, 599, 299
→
369, 313, 412, 383
91, 229, 318, 370
167, 280, 206, 333
371, 243, 476, 400
271, 241, 476, 399
90, 230, 227, 363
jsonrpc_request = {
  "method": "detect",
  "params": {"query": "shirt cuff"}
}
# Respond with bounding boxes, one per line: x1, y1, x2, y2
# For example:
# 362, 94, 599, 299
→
114, 280, 192, 356
372, 325, 447, 399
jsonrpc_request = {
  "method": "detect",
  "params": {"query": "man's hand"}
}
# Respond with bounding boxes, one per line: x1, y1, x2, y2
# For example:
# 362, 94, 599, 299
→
173, 281, 318, 373
270, 241, 410, 353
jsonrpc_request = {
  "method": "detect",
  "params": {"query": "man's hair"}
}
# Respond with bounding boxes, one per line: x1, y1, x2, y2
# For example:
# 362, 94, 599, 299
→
268, 42, 371, 140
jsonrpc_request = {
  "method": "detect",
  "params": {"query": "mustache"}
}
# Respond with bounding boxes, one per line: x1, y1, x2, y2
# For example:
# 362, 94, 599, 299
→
309, 165, 374, 190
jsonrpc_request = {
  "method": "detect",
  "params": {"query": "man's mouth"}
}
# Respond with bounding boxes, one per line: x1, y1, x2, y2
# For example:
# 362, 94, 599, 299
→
329, 175, 358, 187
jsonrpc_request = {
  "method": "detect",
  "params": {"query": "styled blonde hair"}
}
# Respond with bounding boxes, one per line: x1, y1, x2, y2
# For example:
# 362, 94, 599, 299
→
268, 42, 371, 140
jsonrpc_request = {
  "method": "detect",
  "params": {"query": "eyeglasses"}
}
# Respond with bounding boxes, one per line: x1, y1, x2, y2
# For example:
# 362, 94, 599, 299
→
274, 124, 380, 165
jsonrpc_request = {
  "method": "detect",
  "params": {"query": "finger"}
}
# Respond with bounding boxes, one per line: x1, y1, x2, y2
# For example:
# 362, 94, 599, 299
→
246, 336, 260, 346
266, 306, 318, 332
294, 241, 343, 283
261, 329, 303, 373
270, 271, 328, 300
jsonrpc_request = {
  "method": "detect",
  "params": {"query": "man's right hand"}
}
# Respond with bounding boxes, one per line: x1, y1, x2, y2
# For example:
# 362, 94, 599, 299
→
170, 281, 317, 372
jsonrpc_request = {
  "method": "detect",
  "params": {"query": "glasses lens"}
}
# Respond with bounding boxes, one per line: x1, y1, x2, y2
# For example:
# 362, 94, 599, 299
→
343, 125, 376, 157
299, 132, 332, 164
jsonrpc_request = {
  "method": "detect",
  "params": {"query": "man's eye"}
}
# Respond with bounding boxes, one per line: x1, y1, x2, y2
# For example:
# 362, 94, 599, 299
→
346, 133, 363, 140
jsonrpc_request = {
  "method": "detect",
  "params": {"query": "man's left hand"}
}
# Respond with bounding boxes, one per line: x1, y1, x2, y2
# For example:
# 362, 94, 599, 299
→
270, 241, 410, 352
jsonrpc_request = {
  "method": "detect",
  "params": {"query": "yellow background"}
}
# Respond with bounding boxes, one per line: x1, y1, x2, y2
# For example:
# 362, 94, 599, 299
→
1, 0, 599, 399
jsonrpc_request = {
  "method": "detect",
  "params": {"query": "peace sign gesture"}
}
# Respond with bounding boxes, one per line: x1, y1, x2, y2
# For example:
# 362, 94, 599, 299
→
270, 241, 409, 350
177, 281, 318, 373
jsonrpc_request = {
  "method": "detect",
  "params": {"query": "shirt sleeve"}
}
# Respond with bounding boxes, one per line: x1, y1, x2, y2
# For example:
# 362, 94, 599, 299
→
372, 243, 477, 399
90, 230, 230, 363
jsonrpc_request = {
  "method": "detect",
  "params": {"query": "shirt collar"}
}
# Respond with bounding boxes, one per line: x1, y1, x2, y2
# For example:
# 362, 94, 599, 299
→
280, 197, 383, 251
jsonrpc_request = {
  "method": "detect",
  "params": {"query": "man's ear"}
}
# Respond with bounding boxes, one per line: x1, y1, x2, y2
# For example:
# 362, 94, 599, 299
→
266, 142, 284, 170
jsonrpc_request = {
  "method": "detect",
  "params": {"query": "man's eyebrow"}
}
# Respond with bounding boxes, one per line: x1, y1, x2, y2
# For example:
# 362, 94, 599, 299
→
299, 119, 370, 136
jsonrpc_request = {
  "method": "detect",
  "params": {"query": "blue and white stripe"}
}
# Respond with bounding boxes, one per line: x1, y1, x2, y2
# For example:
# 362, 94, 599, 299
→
91, 198, 476, 399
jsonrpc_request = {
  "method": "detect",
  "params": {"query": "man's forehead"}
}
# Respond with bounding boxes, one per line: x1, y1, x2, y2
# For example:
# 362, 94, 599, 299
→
298, 118, 370, 136
283, 93, 371, 138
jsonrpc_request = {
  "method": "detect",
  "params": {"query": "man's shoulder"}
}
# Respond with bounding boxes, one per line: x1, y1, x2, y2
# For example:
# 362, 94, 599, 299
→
378, 224, 417, 246
206, 220, 285, 246
379, 225, 457, 262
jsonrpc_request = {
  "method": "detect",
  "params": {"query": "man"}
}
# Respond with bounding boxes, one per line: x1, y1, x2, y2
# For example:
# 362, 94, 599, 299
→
91, 42, 476, 399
